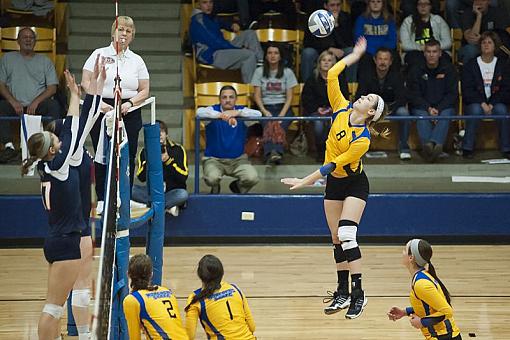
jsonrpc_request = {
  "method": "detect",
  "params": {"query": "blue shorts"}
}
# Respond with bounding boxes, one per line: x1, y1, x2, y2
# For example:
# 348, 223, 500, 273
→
43, 232, 81, 263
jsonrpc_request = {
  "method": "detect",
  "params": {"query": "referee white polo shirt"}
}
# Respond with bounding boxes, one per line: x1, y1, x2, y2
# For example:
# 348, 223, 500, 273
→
83, 43, 149, 99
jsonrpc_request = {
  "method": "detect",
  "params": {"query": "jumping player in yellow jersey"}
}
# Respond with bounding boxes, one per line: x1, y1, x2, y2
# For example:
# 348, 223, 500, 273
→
185, 254, 256, 340
388, 239, 462, 340
282, 37, 389, 319
123, 254, 188, 340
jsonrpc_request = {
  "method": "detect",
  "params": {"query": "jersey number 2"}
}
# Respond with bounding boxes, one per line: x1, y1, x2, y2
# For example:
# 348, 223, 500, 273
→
162, 300, 177, 318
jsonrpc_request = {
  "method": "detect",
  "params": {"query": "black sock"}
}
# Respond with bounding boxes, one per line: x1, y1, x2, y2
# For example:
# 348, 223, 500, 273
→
337, 270, 349, 294
351, 273, 362, 293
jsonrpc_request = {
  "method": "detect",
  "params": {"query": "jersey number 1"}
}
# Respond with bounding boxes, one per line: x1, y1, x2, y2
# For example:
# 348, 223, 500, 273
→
162, 300, 177, 318
226, 301, 233, 320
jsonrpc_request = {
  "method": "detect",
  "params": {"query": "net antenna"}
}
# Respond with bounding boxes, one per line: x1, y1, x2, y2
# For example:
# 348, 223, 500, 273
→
90, 1, 123, 338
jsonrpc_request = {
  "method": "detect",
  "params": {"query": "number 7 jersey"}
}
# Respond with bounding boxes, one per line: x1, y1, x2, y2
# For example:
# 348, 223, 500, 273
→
186, 281, 256, 340
123, 286, 188, 340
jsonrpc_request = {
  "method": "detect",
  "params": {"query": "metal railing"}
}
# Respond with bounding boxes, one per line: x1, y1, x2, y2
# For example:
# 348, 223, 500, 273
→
193, 114, 510, 194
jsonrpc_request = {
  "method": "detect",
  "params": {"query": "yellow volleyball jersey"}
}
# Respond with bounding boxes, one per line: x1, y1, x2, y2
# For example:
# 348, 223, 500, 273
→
123, 286, 188, 340
185, 281, 256, 340
409, 270, 461, 340
325, 60, 371, 178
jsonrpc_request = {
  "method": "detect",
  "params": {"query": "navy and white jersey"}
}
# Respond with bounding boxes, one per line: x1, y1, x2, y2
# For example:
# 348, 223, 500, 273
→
69, 94, 102, 167
38, 94, 102, 237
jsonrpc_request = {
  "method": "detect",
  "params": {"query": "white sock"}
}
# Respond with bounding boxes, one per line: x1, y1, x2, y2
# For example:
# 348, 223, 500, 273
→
54, 336, 62, 340
4, 142, 14, 150
77, 325, 90, 339
76, 325, 90, 340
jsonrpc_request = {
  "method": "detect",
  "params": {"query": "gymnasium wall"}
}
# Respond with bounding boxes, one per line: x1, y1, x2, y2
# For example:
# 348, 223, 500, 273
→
1, 193, 509, 244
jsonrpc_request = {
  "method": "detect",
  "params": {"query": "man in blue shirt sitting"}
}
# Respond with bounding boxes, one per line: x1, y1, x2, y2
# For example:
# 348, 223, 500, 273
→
196, 85, 261, 194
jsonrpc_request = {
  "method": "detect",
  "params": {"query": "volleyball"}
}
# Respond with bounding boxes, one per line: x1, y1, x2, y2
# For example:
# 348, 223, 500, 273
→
308, 9, 335, 38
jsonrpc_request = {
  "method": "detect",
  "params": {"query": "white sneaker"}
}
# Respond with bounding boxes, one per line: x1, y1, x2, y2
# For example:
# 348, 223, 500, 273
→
399, 152, 411, 160
95, 201, 104, 215
166, 206, 179, 217
130, 200, 146, 209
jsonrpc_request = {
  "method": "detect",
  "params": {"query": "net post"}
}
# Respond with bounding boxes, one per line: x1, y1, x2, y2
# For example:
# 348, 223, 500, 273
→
111, 142, 131, 339
143, 123, 165, 284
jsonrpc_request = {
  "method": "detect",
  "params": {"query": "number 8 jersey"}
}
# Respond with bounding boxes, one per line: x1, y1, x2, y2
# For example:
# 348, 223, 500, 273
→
325, 60, 371, 178
123, 286, 188, 340
186, 281, 256, 340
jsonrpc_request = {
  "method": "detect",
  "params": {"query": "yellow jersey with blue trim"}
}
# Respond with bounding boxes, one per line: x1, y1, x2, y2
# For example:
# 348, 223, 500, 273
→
325, 60, 371, 178
407, 270, 461, 340
185, 281, 256, 340
123, 286, 188, 340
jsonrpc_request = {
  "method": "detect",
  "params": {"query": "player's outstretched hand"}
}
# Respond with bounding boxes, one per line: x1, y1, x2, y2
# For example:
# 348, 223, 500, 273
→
64, 70, 80, 97
387, 306, 406, 321
352, 36, 367, 57
281, 177, 305, 190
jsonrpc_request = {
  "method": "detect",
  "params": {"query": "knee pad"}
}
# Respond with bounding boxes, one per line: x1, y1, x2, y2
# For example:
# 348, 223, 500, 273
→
338, 220, 359, 251
72, 289, 91, 308
42, 303, 63, 319
333, 244, 347, 263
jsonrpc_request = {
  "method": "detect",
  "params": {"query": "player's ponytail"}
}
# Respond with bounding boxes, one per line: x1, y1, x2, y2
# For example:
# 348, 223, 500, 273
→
427, 261, 452, 305
367, 103, 390, 139
21, 132, 50, 176
185, 254, 224, 312
128, 254, 157, 291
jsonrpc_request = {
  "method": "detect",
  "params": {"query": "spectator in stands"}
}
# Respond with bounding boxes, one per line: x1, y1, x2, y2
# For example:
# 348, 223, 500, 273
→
461, 31, 510, 159
252, 43, 298, 165
133, 120, 188, 216
301, 0, 353, 82
353, 0, 398, 75
459, 0, 509, 64
356, 47, 411, 160
190, 0, 264, 83
400, 0, 452, 68
302, 50, 348, 162
446, 0, 497, 28
196, 85, 261, 194
298, 0, 326, 14
400, 0, 441, 19
81, 16, 150, 214
407, 40, 458, 162
0, 27, 60, 164
249, 0, 297, 29
212, 0, 255, 30
10, 0, 54, 16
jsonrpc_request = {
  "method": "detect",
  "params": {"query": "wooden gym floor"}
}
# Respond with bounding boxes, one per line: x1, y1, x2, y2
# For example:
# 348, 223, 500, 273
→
0, 245, 509, 339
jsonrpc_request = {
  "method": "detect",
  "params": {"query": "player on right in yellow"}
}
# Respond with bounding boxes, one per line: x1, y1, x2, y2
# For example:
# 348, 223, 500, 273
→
387, 239, 462, 340
123, 254, 188, 340
185, 254, 256, 340
282, 36, 389, 319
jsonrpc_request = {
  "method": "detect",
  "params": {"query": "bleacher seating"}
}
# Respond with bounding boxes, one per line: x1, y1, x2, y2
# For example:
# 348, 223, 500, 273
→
180, 1, 510, 154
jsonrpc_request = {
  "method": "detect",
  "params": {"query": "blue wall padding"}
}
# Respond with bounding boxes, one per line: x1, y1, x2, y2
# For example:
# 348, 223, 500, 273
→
142, 123, 165, 284
1, 194, 509, 238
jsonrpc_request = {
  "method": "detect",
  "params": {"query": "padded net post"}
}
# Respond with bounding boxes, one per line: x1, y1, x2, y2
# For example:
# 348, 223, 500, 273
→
143, 123, 165, 285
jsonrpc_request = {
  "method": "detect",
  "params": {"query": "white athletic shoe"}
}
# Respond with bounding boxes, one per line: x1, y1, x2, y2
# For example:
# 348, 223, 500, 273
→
95, 201, 104, 215
166, 206, 179, 217
399, 152, 411, 160
130, 200, 146, 209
